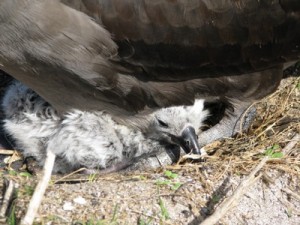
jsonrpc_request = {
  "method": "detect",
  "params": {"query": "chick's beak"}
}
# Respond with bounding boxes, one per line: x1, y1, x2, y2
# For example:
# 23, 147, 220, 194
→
180, 126, 201, 154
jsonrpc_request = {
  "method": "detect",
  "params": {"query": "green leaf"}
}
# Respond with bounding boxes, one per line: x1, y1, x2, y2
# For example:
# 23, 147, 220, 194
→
110, 204, 119, 222
139, 175, 147, 180
171, 182, 182, 190
19, 172, 32, 178
8, 170, 17, 176
156, 180, 171, 186
264, 144, 283, 158
138, 218, 153, 225
164, 170, 178, 179
7, 205, 16, 225
24, 185, 34, 196
270, 152, 284, 159
159, 198, 170, 220
264, 148, 273, 156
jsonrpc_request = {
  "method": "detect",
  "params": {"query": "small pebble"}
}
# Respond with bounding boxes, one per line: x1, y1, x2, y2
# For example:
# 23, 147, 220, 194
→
182, 210, 192, 218
63, 201, 74, 211
73, 196, 87, 205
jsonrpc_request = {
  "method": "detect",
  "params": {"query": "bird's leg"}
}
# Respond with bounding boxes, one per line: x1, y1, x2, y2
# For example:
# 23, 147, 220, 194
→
198, 100, 256, 147
195, 67, 283, 148
125, 148, 177, 172
81, 159, 134, 175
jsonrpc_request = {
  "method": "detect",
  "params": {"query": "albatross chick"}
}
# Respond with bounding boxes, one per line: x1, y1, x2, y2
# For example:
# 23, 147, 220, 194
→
2, 81, 209, 173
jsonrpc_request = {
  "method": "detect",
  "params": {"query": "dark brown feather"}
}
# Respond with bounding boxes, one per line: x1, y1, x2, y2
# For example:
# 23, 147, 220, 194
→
62, 0, 300, 77
0, 0, 299, 116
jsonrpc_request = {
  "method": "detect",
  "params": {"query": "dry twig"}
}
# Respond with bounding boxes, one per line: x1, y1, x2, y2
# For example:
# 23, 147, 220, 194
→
21, 150, 56, 225
0, 149, 15, 155
200, 133, 300, 225
281, 134, 300, 155
0, 179, 17, 219
200, 157, 268, 225
282, 188, 300, 202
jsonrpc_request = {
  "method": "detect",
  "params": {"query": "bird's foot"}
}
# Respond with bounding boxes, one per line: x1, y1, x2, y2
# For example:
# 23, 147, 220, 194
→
198, 102, 256, 147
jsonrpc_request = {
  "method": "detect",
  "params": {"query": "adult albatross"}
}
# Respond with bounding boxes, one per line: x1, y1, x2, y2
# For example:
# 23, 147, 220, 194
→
0, 0, 299, 146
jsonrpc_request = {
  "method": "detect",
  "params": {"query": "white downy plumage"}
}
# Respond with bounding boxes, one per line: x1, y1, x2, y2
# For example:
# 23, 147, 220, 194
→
2, 81, 209, 173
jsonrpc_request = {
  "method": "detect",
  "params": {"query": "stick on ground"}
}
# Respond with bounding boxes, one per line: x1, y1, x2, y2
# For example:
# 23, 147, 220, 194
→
200, 157, 267, 225
21, 150, 56, 225
282, 188, 300, 202
200, 133, 299, 225
0, 179, 17, 219
0, 149, 15, 155
281, 134, 300, 155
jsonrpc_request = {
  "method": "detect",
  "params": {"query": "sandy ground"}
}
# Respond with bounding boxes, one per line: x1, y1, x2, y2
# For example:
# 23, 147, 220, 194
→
0, 74, 299, 225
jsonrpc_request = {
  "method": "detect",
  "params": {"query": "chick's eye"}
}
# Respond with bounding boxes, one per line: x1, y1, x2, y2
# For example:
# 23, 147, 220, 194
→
157, 119, 169, 128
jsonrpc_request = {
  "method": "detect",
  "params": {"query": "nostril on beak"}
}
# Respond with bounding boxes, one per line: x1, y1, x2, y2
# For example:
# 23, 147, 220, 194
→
185, 140, 190, 146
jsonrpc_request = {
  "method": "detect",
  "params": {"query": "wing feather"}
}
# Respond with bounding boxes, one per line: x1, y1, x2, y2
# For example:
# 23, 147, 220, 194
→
0, 0, 299, 115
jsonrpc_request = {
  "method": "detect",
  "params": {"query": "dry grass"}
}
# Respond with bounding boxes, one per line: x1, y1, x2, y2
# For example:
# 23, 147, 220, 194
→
202, 77, 299, 179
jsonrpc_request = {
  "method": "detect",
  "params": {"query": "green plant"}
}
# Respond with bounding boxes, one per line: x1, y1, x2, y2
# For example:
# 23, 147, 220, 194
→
139, 175, 147, 180
88, 173, 97, 182
8, 170, 17, 176
7, 205, 16, 225
23, 185, 35, 196
155, 179, 182, 190
110, 204, 119, 223
159, 197, 169, 221
264, 144, 284, 158
164, 170, 178, 179
155, 170, 182, 190
138, 217, 153, 225
19, 171, 32, 178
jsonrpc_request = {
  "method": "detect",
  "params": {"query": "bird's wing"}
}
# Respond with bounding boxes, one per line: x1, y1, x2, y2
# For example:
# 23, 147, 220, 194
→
63, 0, 300, 79
0, 0, 134, 114
0, 0, 299, 115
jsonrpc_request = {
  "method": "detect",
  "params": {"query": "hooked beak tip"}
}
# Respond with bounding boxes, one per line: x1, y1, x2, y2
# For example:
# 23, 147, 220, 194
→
180, 126, 201, 155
